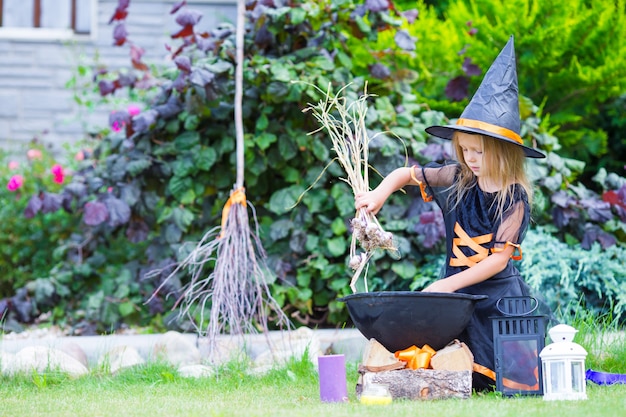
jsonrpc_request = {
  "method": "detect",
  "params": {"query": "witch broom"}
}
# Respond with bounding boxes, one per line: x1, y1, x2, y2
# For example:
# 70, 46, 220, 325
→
150, 0, 290, 361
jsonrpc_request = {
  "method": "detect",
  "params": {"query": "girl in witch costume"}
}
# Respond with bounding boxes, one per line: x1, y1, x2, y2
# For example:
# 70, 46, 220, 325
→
355, 36, 549, 391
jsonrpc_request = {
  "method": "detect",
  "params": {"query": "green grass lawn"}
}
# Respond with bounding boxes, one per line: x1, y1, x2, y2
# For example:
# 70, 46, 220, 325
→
2, 314, 625, 417
2, 359, 626, 417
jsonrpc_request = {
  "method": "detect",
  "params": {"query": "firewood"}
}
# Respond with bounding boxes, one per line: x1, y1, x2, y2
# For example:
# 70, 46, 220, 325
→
430, 339, 474, 371
359, 338, 406, 372
357, 368, 472, 400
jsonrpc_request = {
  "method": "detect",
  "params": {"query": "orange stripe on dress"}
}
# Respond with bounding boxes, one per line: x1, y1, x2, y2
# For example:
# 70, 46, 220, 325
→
491, 241, 523, 261
450, 224, 524, 267
410, 165, 433, 202
472, 363, 540, 391
456, 118, 523, 145
449, 223, 492, 267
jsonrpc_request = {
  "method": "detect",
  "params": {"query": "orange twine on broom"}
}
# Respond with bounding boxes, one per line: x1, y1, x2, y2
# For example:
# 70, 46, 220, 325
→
220, 187, 247, 237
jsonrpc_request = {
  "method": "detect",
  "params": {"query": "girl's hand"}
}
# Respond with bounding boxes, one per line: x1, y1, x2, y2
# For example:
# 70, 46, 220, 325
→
422, 278, 456, 293
355, 190, 385, 215
354, 167, 413, 215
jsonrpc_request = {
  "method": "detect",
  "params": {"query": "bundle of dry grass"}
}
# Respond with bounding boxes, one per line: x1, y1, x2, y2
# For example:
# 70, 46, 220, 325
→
303, 83, 398, 292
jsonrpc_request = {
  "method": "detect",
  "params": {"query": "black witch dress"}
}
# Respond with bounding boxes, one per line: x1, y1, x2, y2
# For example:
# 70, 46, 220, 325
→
419, 162, 535, 390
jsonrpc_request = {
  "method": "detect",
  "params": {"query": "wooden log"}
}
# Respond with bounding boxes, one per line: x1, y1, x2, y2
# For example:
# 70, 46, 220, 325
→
357, 368, 472, 400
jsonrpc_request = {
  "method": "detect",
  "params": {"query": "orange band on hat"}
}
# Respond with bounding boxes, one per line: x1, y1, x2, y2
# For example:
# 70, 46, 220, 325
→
456, 118, 522, 145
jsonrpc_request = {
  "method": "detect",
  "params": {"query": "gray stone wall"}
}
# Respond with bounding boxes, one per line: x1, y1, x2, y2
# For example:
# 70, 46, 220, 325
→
0, 0, 236, 154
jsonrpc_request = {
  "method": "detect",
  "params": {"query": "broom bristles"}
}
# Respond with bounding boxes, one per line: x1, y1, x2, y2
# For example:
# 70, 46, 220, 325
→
152, 199, 290, 359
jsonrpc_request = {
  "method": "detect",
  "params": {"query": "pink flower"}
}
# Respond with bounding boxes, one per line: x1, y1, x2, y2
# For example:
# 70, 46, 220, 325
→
8, 161, 19, 170
127, 104, 141, 116
112, 120, 125, 133
27, 149, 43, 160
75, 149, 92, 161
51, 164, 65, 184
7, 174, 24, 191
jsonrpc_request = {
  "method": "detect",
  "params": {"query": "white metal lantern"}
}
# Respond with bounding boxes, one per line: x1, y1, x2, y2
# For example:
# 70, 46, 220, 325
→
539, 324, 588, 401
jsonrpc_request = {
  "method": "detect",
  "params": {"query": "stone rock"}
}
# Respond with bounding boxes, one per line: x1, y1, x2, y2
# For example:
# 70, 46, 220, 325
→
198, 336, 247, 365
328, 335, 367, 363
251, 327, 322, 374
0, 351, 16, 374
178, 364, 214, 378
153, 331, 201, 366
58, 341, 89, 368
98, 345, 145, 374
7, 346, 89, 377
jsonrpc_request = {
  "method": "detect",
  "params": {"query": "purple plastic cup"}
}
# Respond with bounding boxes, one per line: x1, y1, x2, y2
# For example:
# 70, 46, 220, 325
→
318, 354, 348, 402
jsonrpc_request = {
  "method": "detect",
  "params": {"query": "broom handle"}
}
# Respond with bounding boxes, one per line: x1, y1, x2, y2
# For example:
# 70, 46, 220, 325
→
234, 0, 245, 190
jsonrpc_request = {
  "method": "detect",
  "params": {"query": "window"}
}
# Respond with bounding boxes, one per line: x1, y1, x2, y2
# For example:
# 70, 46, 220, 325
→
0, 0, 92, 35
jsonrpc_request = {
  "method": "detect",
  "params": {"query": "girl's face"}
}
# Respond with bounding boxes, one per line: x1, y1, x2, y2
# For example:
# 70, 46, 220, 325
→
457, 132, 484, 176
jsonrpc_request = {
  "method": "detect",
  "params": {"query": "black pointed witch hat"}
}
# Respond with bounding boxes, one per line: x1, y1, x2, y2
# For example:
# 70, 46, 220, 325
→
425, 36, 545, 159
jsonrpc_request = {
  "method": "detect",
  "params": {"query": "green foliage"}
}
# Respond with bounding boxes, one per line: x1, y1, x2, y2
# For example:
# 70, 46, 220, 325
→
388, 2, 468, 102
3, 1, 436, 330
4, 0, 624, 334
443, 0, 626, 172
595, 94, 626, 175
0, 144, 156, 333
530, 141, 626, 247
522, 227, 626, 323
0, 145, 77, 297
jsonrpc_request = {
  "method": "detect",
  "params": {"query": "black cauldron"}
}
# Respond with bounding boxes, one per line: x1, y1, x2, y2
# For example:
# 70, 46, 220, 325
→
339, 291, 488, 352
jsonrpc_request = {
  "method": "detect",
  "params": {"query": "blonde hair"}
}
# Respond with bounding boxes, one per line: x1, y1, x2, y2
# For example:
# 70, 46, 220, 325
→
450, 132, 533, 218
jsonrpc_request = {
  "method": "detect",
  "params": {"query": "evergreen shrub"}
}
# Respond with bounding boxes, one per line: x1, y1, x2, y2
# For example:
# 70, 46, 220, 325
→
522, 226, 626, 323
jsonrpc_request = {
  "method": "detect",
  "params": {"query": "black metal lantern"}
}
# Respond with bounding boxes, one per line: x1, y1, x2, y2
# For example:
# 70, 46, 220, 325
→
491, 296, 546, 396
